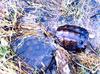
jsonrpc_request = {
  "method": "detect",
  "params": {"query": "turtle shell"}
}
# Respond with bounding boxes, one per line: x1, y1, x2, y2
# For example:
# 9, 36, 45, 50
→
10, 36, 56, 73
56, 25, 89, 53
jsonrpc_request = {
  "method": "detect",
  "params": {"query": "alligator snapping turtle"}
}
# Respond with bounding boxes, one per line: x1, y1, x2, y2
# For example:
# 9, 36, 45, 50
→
10, 36, 56, 73
56, 25, 89, 53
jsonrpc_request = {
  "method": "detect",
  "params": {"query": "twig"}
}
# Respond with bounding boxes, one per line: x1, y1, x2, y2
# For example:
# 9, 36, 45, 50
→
88, 41, 99, 56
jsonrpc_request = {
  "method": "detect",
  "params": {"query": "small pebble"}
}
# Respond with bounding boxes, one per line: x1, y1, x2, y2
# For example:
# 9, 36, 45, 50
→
89, 33, 95, 39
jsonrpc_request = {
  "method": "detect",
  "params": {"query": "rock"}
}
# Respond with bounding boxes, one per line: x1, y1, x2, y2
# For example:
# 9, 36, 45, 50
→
10, 36, 56, 73
56, 25, 89, 53
55, 46, 72, 74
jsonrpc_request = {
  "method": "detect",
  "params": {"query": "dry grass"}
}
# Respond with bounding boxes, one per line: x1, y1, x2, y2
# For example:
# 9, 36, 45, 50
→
0, 0, 100, 74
